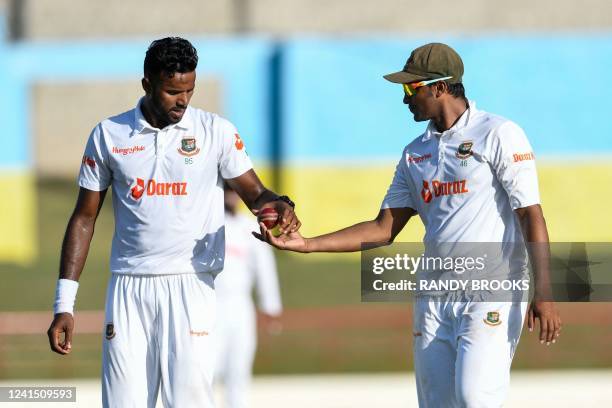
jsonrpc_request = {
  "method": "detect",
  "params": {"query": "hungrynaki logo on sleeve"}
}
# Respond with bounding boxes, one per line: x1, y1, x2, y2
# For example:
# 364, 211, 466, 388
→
178, 137, 200, 157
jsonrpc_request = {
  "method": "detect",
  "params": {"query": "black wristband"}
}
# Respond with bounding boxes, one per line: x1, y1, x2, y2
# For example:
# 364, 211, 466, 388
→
275, 195, 295, 208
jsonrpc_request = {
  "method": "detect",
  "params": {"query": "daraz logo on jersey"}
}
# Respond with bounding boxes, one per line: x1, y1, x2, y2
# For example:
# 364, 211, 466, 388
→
130, 178, 188, 200
513, 152, 535, 162
421, 180, 468, 203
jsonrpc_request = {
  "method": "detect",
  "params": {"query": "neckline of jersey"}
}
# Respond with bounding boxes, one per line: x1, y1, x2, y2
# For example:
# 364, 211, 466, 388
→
131, 97, 193, 137
422, 100, 477, 142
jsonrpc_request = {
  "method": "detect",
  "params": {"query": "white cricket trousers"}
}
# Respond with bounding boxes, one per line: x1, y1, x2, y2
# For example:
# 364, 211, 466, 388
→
413, 295, 527, 408
102, 273, 217, 408
214, 299, 257, 408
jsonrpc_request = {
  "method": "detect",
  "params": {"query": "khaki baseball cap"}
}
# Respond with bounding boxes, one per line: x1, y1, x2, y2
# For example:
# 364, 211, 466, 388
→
384, 43, 463, 84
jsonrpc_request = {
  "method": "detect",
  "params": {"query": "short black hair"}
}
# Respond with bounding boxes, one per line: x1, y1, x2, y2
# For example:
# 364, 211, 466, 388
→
144, 37, 198, 80
446, 82, 467, 101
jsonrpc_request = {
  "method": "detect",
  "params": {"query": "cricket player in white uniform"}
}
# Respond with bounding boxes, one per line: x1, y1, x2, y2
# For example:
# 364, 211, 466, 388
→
214, 185, 282, 408
257, 43, 562, 407
47, 37, 300, 408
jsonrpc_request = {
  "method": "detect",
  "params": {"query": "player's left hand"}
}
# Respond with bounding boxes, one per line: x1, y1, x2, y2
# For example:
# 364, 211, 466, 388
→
527, 300, 561, 345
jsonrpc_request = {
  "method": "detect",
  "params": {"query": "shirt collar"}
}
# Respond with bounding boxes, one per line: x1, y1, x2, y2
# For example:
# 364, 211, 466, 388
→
422, 100, 477, 142
132, 97, 193, 136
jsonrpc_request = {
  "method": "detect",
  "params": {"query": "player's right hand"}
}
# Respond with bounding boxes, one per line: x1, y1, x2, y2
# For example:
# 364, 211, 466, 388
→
253, 222, 309, 252
47, 313, 75, 355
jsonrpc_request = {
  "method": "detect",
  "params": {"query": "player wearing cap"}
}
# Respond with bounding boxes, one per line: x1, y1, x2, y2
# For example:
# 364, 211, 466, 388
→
46, 37, 299, 408
257, 43, 561, 407
214, 184, 283, 408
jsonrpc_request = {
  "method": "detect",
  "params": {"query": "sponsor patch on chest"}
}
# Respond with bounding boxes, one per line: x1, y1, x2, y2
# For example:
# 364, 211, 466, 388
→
112, 145, 145, 156
420, 179, 469, 203
130, 178, 188, 200
407, 153, 433, 164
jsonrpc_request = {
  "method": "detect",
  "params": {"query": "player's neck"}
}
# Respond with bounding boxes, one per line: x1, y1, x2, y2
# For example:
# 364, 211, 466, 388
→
141, 99, 169, 130
431, 98, 469, 133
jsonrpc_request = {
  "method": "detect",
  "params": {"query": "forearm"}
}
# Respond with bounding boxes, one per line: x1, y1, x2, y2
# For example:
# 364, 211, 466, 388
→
59, 214, 96, 281
516, 205, 552, 299
306, 220, 392, 253
226, 170, 280, 212
249, 188, 279, 212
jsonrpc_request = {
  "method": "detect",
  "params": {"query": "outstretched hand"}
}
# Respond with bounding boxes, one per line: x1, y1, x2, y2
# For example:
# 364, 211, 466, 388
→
253, 222, 309, 253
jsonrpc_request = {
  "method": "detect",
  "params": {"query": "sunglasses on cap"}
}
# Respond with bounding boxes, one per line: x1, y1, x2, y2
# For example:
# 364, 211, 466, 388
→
402, 76, 453, 97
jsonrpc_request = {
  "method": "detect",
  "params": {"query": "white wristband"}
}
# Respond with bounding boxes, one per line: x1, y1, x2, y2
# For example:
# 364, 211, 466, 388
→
53, 279, 79, 315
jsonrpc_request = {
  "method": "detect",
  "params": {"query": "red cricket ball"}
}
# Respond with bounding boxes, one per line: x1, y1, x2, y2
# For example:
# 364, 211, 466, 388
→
258, 207, 279, 229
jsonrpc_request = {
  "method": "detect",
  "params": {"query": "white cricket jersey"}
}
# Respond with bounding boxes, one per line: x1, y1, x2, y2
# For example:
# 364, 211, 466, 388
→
215, 212, 282, 316
78, 99, 253, 276
382, 101, 540, 244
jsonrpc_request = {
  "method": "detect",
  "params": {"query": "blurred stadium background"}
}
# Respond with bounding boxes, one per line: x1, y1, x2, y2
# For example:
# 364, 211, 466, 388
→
0, 0, 611, 406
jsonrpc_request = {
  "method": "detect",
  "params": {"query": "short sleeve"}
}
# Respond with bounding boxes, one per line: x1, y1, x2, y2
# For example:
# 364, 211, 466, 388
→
78, 124, 112, 191
381, 148, 417, 210
216, 118, 253, 179
488, 121, 540, 210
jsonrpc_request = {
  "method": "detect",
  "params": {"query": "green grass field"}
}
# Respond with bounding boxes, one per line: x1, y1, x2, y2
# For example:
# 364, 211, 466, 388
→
0, 179, 611, 379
